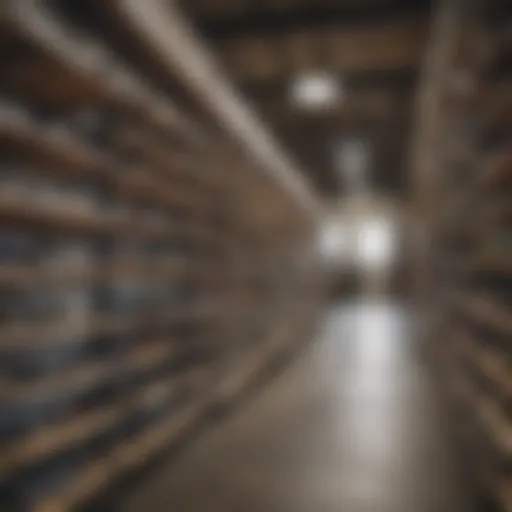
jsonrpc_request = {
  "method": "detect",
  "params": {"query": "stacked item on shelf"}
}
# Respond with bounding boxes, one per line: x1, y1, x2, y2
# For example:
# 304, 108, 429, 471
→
429, 1, 512, 509
0, 1, 320, 511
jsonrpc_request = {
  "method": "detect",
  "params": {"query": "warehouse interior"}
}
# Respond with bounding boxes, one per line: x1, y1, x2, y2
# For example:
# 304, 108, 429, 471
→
0, 0, 510, 511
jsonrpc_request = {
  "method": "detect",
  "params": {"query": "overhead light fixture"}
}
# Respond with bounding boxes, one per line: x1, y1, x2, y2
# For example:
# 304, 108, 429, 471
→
290, 72, 341, 110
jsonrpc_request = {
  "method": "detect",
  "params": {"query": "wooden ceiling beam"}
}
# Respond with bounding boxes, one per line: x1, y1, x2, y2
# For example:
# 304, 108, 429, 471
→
219, 20, 429, 82
197, 0, 432, 39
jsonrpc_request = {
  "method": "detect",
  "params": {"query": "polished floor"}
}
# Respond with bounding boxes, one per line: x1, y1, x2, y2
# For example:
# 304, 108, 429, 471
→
122, 302, 475, 512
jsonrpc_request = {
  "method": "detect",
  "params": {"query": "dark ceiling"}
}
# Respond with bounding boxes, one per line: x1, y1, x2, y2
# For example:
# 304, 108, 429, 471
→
179, 0, 433, 196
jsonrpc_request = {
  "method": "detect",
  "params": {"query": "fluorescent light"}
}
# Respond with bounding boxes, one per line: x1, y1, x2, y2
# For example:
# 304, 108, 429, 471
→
290, 72, 341, 110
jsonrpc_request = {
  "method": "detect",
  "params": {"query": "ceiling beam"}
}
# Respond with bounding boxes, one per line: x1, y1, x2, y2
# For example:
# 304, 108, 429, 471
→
218, 20, 429, 82
197, 0, 432, 39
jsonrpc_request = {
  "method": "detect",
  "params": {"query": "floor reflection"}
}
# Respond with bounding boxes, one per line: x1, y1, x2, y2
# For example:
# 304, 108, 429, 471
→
123, 301, 474, 512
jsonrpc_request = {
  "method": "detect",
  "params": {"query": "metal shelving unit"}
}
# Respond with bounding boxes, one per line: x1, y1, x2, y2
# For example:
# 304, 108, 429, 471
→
420, 1, 512, 509
0, 2, 321, 510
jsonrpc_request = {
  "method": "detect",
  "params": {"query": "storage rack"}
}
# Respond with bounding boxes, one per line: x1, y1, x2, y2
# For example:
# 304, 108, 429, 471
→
418, 0, 512, 509
0, 2, 321, 510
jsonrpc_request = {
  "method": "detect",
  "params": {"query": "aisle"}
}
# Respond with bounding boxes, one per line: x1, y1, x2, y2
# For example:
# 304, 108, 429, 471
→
122, 302, 474, 512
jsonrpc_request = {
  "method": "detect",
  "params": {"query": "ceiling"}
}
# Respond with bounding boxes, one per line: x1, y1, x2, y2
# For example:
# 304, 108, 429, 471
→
179, 0, 433, 197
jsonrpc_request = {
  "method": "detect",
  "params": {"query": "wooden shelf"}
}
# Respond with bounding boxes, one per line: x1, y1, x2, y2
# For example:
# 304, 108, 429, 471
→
0, 198, 122, 236
495, 477, 512, 512
109, 128, 221, 192
0, 115, 217, 217
0, 405, 121, 478
0, 301, 221, 351
2, 337, 181, 407
0, 195, 224, 241
0, 257, 192, 288
27, 316, 299, 512
465, 250, 512, 276
479, 80, 512, 132
0, 372, 183, 479
480, 148, 512, 189
0, 114, 108, 179
453, 328, 511, 403
0, 3, 203, 143
454, 293, 512, 336
428, 6, 512, 509
447, 367, 510, 467
0, 2, 319, 511
32, 396, 211, 512
467, 378, 512, 459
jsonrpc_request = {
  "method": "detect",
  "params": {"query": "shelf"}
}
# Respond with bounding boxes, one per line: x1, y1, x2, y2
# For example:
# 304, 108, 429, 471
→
429, 6, 512, 510
480, 148, 512, 189
451, 370, 512, 463
109, 128, 220, 192
28, 318, 298, 512
0, 114, 216, 217
0, 406, 121, 479
2, 337, 181, 408
0, 2, 204, 145
495, 477, 512, 512
0, 3, 318, 511
479, 80, 512, 132
0, 301, 222, 351
0, 113, 108, 179
465, 250, 512, 277
0, 257, 189, 288
0, 198, 121, 237
33, 396, 211, 512
0, 196, 218, 241
454, 328, 511, 400
0, 30, 109, 110
0, 374, 182, 479
454, 293, 512, 336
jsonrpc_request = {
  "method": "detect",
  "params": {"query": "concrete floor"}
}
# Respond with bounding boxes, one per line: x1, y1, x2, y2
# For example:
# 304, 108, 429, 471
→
122, 302, 475, 512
